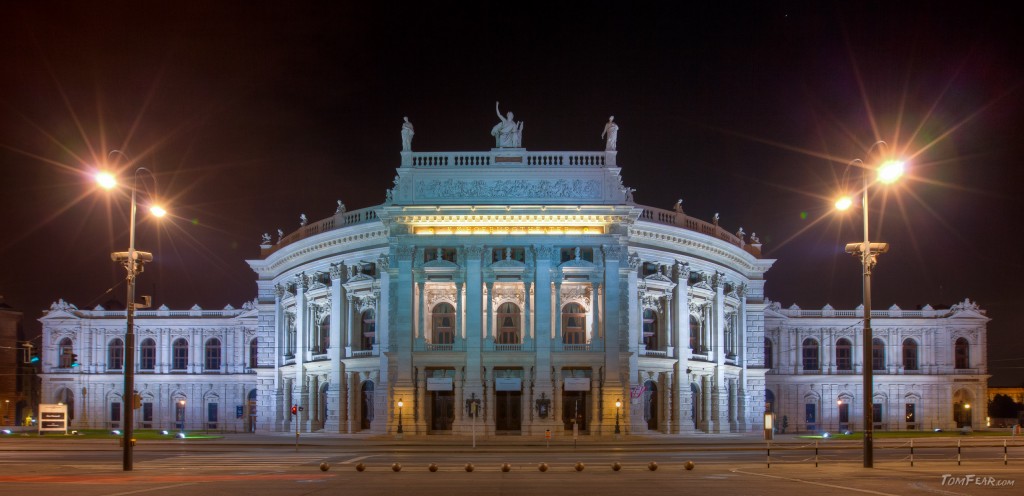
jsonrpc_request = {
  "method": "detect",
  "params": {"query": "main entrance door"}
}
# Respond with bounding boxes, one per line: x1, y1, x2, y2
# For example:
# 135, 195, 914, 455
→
495, 391, 522, 432
431, 390, 454, 431
562, 390, 588, 432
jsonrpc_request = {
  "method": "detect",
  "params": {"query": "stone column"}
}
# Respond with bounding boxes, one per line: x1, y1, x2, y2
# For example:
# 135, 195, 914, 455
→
294, 273, 308, 432
603, 245, 626, 432
326, 264, 345, 432
455, 282, 464, 347
531, 245, 556, 433
346, 294, 355, 356
590, 281, 601, 347
485, 282, 494, 345
417, 281, 426, 348
416, 366, 428, 433
674, 261, 692, 433
461, 246, 484, 430
523, 281, 533, 347
553, 366, 563, 433
712, 273, 727, 433
392, 245, 416, 434
553, 282, 562, 346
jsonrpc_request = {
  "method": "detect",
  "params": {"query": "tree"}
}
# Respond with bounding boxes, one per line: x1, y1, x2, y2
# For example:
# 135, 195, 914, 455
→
988, 394, 1022, 419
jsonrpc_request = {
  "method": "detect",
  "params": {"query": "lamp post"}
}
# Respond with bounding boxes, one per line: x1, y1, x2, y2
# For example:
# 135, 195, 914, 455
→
97, 150, 166, 471
835, 141, 905, 469
396, 398, 404, 436
614, 399, 622, 436
178, 399, 186, 436
4, 399, 9, 425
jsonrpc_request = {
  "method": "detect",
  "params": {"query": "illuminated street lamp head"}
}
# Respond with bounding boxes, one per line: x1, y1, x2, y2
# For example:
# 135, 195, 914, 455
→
149, 205, 167, 218
615, 399, 622, 408
397, 399, 403, 408
835, 196, 854, 211
877, 160, 905, 184
96, 172, 117, 190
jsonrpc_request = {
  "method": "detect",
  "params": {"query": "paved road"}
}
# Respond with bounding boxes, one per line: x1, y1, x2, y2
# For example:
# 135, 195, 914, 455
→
0, 434, 1021, 495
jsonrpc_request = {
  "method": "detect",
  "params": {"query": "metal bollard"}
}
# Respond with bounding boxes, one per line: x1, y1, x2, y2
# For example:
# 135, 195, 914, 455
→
1004, 439, 1008, 466
910, 439, 914, 467
767, 441, 771, 468
957, 439, 961, 466
814, 441, 819, 468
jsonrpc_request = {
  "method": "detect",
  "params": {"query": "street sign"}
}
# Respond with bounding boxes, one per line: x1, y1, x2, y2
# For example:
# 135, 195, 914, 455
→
39, 404, 68, 433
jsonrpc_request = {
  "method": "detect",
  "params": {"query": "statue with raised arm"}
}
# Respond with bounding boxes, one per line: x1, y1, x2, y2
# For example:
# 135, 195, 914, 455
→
491, 101, 523, 148
601, 116, 619, 151
401, 116, 415, 151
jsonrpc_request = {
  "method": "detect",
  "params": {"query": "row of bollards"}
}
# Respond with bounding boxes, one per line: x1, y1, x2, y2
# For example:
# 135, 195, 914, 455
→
326, 461, 697, 472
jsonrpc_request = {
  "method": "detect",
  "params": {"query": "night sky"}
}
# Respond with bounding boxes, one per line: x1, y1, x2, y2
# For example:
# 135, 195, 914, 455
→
2, 2, 1021, 385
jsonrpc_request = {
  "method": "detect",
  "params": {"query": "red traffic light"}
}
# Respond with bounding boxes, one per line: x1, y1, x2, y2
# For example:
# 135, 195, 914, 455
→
291, 405, 298, 415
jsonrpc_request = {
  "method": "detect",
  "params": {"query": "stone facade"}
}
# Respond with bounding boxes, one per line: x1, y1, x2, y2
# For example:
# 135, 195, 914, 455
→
764, 299, 989, 433
38, 144, 989, 437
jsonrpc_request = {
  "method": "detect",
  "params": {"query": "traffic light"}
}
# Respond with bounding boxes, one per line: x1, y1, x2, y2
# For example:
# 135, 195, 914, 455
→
133, 393, 142, 410
70, 353, 80, 367
29, 351, 40, 363
291, 404, 298, 416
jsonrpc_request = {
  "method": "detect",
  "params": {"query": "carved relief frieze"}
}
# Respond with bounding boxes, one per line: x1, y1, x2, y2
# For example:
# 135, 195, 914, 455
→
426, 287, 458, 307
561, 285, 591, 306
415, 178, 602, 200
492, 284, 525, 306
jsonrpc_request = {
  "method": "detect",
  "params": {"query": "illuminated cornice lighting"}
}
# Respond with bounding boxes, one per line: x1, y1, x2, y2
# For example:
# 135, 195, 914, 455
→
408, 213, 612, 235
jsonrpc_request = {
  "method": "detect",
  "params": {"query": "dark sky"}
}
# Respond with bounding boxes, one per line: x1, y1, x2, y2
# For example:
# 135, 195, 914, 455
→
2, 2, 1021, 385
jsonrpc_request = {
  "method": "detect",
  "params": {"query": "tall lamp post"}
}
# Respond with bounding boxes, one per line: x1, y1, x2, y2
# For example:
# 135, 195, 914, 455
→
835, 141, 904, 469
614, 399, 622, 435
97, 150, 166, 472
396, 398, 404, 436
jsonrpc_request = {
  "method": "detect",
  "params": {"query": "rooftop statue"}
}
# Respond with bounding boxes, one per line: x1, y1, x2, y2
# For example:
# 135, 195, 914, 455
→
491, 101, 523, 148
401, 116, 415, 151
601, 116, 619, 151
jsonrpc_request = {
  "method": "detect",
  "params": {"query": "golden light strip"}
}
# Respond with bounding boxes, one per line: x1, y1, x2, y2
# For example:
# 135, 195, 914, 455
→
415, 225, 605, 235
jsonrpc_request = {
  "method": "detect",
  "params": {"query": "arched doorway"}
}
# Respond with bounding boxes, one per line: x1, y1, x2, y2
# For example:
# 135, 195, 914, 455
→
246, 389, 257, 433
360, 381, 375, 430
643, 380, 659, 431
953, 389, 974, 428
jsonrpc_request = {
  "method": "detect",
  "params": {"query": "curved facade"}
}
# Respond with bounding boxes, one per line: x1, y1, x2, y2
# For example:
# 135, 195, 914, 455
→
247, 148, 774, 435
38, 146, 988, 436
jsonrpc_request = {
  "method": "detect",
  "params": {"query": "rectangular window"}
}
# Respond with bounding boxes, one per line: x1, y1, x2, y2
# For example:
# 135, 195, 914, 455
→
836, 345, 852, 371
142, 402, 153, 428
111, 402, 121, 428
207, 403, 218, 430
872, 403, 883, 424
839, 403, 850, 424
905, 404, 916, 426
805, 403, 817, 430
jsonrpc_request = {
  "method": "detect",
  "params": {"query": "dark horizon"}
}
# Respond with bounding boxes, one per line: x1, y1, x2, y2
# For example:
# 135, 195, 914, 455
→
2, 2, 1021, 386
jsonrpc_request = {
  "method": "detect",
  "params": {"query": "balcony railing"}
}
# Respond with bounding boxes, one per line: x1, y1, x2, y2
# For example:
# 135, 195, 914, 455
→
636, 205, 755, 255
261, 205, 381, 256
408, 151, 608, 168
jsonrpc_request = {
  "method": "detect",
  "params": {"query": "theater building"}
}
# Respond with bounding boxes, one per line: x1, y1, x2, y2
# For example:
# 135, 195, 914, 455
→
38, 118, 988, 436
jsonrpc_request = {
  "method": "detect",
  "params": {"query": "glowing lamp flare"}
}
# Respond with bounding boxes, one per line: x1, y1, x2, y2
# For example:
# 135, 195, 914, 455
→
149, 205, 167, 217
835, 196, 854, 211
96, 172, 117, 190
877, 160, 905, 184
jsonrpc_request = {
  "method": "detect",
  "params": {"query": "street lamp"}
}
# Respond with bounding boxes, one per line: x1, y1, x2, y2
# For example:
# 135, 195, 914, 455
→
97, 150, 166, 472
4, 400, 9, 426
396, 398, 404, 435
614, 399, 622, 435
178, 399, 186, 436
834, 140, 905, 469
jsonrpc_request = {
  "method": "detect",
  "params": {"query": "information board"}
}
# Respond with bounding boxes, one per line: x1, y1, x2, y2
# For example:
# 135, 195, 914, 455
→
38, 404, 68, 433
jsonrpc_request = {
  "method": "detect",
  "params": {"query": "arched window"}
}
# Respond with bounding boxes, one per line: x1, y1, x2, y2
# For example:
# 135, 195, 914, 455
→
249, 338, 258, 369
689, 316, 701, 351
285, 314, 296, 357
801, 338, 819, 371
360, 310, 376, 349
58, 338, 74, 368
835, 338, 852, 371
562, 303, 586, 344
764, 338, 773, 369
497, 302, 521, 344
108, 338, 124, 370
954, 338, 970, 369
204, 338, 221, 371
642, 309, 659, 350
902, 338, 918, 371
140, 338, 156, 370
172, 338, 189, 371
872, 338, 885, 371
432, 303, 455, 345
723, 313, 736, 357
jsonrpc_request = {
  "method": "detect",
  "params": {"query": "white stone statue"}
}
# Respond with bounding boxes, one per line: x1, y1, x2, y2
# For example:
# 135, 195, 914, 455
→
601, 116, 619, 151
713, 213, 720, 226
335, 200, 346, 215
277, 229, 284, 243
261, 233, 272, 245
299, 213, 308, 227
401, 116, 414, 151
673, 199, 684, 214
491, 101, 523, 148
